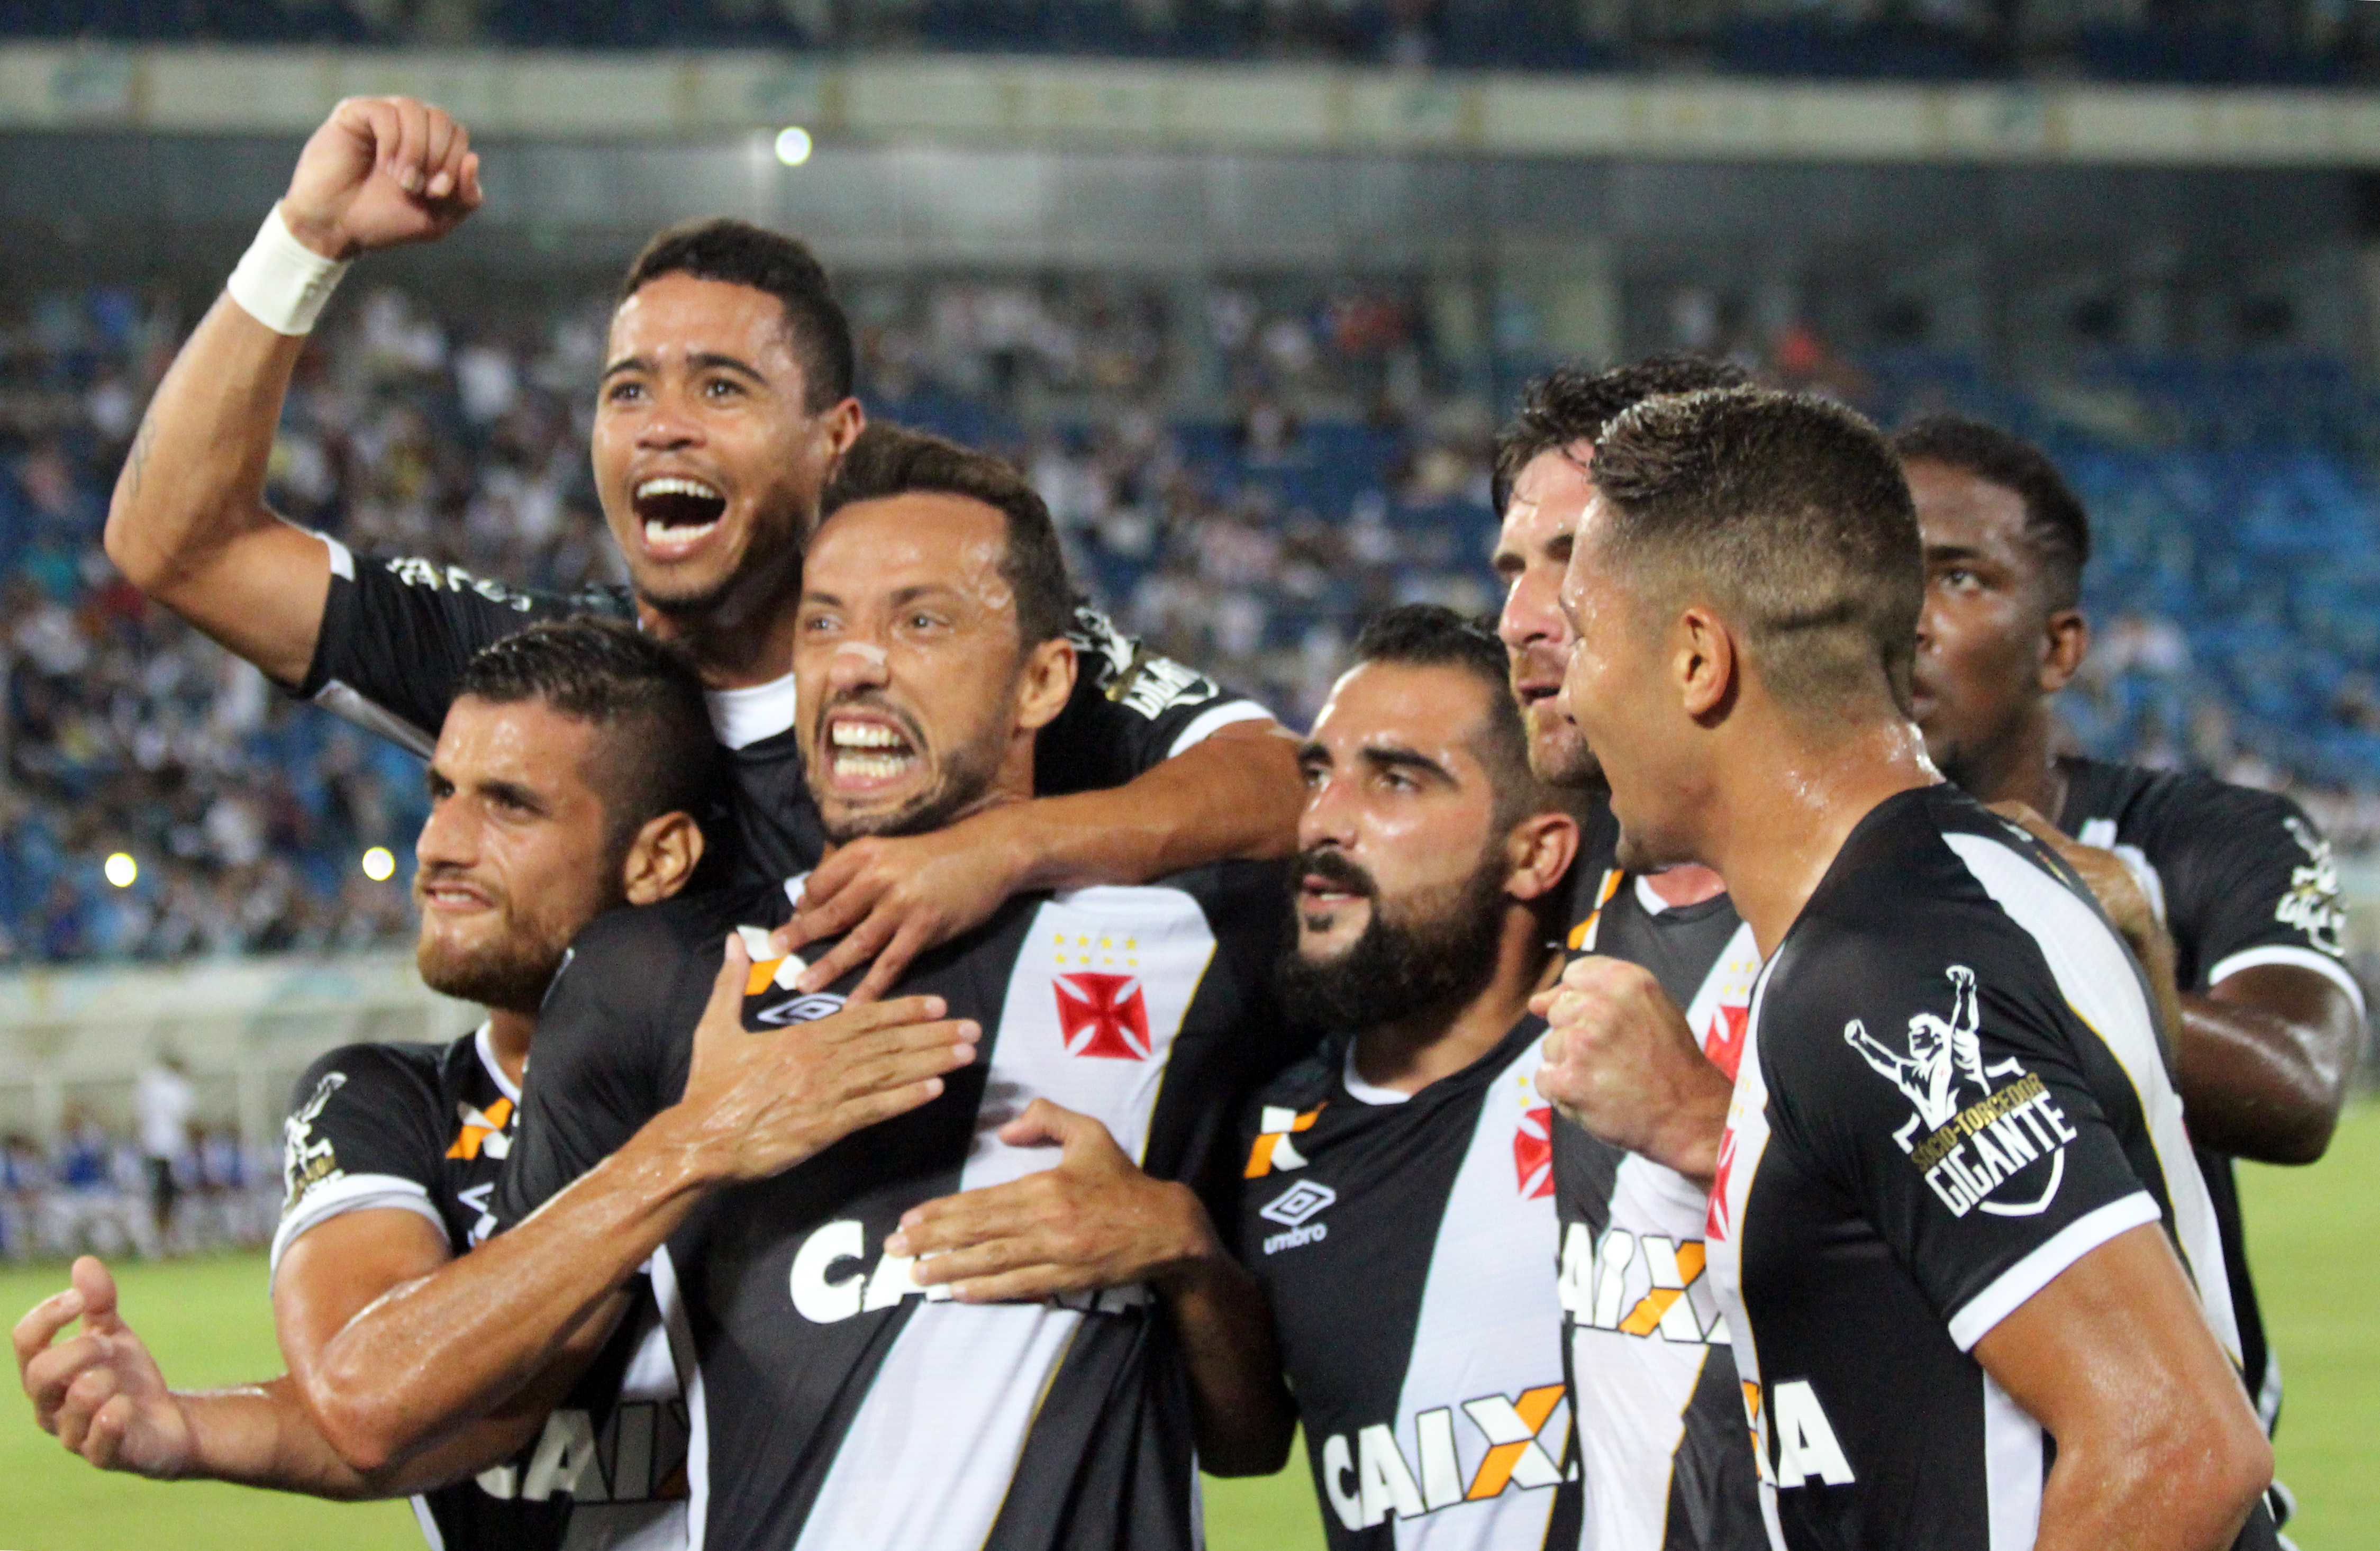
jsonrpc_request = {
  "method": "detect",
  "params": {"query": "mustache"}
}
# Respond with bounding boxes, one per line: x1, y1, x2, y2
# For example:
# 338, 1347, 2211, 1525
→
413, 860, 493, 897
1291, 847, 1376, 901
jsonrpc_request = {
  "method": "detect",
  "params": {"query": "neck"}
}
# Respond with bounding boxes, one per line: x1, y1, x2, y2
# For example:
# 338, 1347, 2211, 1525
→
1952, 702, 2066, 819
1698, 712, 1938, 959
484, 1008, 534, 1087
1352, 908, 1559, 1097
635, 586, 803, 692
1641, 864, 1728, 909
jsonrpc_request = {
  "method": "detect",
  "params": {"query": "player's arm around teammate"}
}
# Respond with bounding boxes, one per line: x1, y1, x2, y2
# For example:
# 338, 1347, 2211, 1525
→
107, 94, 1304, 1003
14, 938, 976, 1486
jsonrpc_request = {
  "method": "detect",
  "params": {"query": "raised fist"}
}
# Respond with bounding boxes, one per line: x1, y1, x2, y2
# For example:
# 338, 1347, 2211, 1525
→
280, 96, 484, 261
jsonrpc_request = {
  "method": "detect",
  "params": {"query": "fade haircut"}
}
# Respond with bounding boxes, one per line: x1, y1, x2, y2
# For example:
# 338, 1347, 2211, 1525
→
819, 423, 1074, 650
1493, 354, 1752, 515
1588, 387, 1923, 720
1893, 414, 2093, 613
1350, 604, 1589, 831
455, 619, 720, 859
621, 219, 856, 411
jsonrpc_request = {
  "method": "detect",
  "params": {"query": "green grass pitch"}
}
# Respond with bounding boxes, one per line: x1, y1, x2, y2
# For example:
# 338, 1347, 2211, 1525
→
4, 1104, 2374, 1550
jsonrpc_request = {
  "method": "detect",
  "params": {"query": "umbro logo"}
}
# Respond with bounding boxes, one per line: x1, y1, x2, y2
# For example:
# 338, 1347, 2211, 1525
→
755, 993, 848, 1027
1259, 1180, 1335, 1254
1261, 1180, 1336, 1227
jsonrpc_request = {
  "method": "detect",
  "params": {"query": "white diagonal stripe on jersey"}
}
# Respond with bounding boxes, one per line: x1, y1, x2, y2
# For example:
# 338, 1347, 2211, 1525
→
1981, 1371, 2044, 1551
786, 885, 1219, 1551
1387, 1031, 1564, 1551
1566, 916, 1755, 1551
1710, 958, 1784, 1551
1940, 832, 2240, 1360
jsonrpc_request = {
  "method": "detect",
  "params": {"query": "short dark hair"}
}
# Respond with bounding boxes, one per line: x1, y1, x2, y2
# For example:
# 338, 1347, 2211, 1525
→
1893, 414, 2092, 612
1493, 354, 1752, 515
620, 219, 856, 412
1589, 387, 1922, 720
1349, 604, 1584, 831
818, 423, 1074, 650
455, 619, 720, 857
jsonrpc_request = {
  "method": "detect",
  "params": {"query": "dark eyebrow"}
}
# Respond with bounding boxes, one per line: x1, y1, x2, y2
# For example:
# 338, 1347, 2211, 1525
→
688, 351, 766, 380
1296, 740, 1330, 767
599, 351, 767, 383
1924, 542, 1986, 565
476, 777, 549, 815
1359, 743, 1454, 785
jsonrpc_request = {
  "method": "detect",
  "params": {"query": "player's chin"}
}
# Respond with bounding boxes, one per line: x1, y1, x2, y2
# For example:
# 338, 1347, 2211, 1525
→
1294, 910, 1367, 956
1526, 719, 1598, 787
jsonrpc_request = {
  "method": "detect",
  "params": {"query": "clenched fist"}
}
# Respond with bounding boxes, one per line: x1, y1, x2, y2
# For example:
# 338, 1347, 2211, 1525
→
1532, 955, 1734, 1185
281, 96, 484, 261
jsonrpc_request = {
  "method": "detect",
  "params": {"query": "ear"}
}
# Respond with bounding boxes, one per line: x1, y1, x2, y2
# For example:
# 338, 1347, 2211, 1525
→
2040, 608, 2089, 694
822, 396, 866, 459
1503, 811, 1581, 904
1675, 605, 1738, 722
1014, 636, 1078, 735
619, 811, 706, 906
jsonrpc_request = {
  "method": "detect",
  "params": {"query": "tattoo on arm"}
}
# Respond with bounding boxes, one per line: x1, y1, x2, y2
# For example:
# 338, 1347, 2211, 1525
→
123, 409, 160, 501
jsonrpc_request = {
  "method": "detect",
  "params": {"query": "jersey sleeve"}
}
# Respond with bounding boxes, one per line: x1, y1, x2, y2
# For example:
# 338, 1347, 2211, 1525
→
293, 536, 616, 754
492, 905, 705, 1228
272, 1045, 450, 1278
1768, 944, 2163, 1354
2128, 779, 2363, 1011
1035, 604, 1274, 795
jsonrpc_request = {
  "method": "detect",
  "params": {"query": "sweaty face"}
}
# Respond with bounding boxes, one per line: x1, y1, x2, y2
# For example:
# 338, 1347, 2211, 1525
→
1495, 446, 1601, 787
1283, 661, 1511, 1030
1557, 496, 1693, 873
413, 697, 622, 1014
795, 494, 1032, 843
592, 274, 843, 622
1907, 459, 2055, 790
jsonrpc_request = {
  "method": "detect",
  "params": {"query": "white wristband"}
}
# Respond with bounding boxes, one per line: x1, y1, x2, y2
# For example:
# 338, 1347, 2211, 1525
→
225, 205, 351, 336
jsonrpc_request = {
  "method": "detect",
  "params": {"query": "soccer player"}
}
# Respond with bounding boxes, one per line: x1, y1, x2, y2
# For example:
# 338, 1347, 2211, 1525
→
1539, 387, 2275, 1550
105, 95, 1298, 1000
1897, 413, 2363, 1509
1230, 604, 1588, 1545
14, 619, 916, 1545
1492, 356, 1766, 1549
159, 427, 1298, 1551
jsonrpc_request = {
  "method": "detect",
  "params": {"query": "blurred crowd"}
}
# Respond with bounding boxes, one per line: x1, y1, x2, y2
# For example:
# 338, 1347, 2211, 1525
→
0, 1113, 279, 1262
5, 271, 2380, 965
14, 0, 2380, 86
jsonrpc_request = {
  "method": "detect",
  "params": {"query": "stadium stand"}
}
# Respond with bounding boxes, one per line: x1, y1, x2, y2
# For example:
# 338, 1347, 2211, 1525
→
3, 1, 2379, 86
5, 270, 2380, 966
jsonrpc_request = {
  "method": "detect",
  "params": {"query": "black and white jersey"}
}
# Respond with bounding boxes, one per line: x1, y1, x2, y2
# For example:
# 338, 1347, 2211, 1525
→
494, 863, 1300, 1551
1240, 1017, 1569, 1551
1706, 784, 2274, 1551
293, 535, 1272, 882
1555, 860, 1764, 1551
2055, 754, 2363, 1434
276, 1029, 688, 1551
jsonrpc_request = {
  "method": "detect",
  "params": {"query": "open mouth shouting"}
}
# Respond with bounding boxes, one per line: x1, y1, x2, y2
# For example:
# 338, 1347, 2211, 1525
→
632, 474, 729, 561
822, 708, 926, 793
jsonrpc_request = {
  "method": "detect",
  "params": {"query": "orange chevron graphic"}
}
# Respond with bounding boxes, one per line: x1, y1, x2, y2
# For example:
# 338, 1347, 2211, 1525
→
1618, 1240, 1707, 1335
1244, 1104, 1324, 1178
446, 1096, 513, 1159
1464, 1384, 1566, 1500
